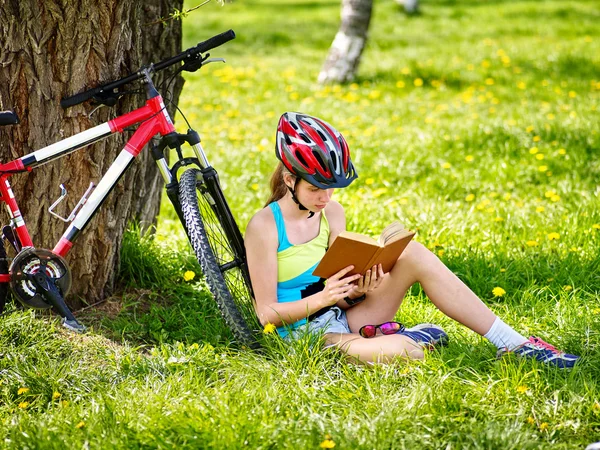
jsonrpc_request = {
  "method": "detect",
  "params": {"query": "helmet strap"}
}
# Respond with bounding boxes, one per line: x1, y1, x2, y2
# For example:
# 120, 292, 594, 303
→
286, 181, 315, 219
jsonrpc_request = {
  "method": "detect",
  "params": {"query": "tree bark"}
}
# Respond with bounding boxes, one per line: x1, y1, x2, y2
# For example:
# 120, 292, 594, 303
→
318, 0, 373, 84
0, 0, 184, 306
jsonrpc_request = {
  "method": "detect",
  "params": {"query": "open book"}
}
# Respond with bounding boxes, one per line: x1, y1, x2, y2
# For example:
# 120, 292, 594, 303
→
312, 221, 416, 278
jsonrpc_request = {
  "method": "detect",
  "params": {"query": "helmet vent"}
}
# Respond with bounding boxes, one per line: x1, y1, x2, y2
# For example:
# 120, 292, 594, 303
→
299, 133, 311, 143
290, 122, 299, 130
295, 150, 309, 169
330, 151, 339, 172
313, 151, 328, 172
317, 130, 328, 141
284, 135, 292, 145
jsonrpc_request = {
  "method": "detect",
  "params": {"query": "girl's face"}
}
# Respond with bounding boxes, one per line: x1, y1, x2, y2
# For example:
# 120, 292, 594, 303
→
286, 176, 334, 211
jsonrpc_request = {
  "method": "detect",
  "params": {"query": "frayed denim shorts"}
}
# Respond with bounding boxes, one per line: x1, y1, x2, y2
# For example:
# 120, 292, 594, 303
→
286, 306, 352, 340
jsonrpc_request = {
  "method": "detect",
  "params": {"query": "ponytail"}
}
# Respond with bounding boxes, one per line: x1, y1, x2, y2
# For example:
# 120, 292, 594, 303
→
264, 162, 294, 207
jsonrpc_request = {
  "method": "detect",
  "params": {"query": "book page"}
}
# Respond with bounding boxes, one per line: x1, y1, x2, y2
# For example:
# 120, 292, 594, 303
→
378, 221, 410, 245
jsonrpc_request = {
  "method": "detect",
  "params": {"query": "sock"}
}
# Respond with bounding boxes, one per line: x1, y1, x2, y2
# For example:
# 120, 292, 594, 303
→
483, 317, 528, 351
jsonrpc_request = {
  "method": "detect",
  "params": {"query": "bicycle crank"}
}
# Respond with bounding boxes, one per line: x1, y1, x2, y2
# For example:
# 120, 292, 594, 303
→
9, 248, 85, 332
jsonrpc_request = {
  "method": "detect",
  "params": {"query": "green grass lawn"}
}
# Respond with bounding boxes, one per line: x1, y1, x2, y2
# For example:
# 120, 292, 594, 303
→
1, 0, 600, 448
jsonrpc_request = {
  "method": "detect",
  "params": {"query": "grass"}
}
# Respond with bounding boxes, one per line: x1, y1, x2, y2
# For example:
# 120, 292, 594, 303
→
1, 0, 600, 448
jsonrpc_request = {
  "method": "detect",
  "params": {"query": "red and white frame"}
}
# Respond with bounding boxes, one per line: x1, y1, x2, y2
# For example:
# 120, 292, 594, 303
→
0, 94, 177, 283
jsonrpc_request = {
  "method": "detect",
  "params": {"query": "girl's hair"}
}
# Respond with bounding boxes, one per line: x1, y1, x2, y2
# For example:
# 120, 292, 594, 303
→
264, 162, 296, 207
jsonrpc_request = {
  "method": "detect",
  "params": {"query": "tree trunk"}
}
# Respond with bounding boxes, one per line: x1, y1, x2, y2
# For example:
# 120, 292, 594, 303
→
318, 0, 373, 84
0, 0, 184, 306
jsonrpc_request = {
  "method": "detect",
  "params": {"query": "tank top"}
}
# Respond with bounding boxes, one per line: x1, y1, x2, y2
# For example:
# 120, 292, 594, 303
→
268, 202, 329, 337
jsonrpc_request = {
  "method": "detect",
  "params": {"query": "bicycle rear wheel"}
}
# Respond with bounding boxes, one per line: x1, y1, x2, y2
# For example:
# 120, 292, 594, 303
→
178, 167, 260, 348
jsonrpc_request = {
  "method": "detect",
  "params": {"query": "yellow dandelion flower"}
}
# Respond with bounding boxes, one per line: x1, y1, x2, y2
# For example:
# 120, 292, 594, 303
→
189, 343, 199, 350
18, 402, 29, 409
492, 287, 506, 297
529, 147, 539, 154
500, 268, 506, 272
563, 285, 573, 292
568, 91, 577, 98
547, 113, 555, 120
550, 194, 560, 202
414, 78, 424, 87
526, 240, 538, 247
396, 80, 405, 88
481, 60, 491, 68
52, 392, 61, 400
516, 385, 528, 393
368, 90, 381, 99
544, 190, 555, 198
547, 232, 560, 241
442, 162, 451, 169
535, 153, 545, 160
467, 64, 474, 71
556, 148, 566, 156
485, 78, 494, 85
263, 323, 276, 334
401, 67, 410, 75
61, 400, 70, 407
592, 224, 600, 230
320, 439, 336, 449
75, 421, 85, 429
465, 155, 474, 162
527, 416, 535, 425
494, 217, 504, 222
594, 308, 600, 315
18, 387, 30, 395
536, 206, 545, 213
437, 249, 445, 257
517, 81, 526, 90
183, 271, 195, 282
538, 165, 548, 172
526, 125, 535, 133
251, 183, 259, 191
465, 194, 475, 202
539, 422, 548, 431
365, 178, 374, 185
584, 36, 592, 43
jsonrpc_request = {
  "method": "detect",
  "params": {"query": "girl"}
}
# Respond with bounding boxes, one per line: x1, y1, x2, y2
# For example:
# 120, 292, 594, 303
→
244, 112, 579, 368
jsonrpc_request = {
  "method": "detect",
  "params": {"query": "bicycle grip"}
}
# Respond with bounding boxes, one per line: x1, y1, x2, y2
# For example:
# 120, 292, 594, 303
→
60, 86, 102, 109
194, 29, 236, 54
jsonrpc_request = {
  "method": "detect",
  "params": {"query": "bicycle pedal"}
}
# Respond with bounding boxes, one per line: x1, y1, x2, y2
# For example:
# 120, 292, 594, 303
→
62, 318, 87, 333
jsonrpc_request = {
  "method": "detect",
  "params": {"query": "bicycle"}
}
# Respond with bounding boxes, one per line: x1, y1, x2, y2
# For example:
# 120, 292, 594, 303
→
0, 29, 260, 348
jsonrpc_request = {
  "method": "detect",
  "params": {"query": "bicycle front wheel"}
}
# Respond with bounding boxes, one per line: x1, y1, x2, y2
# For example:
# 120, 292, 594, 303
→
178, 168, 259, 348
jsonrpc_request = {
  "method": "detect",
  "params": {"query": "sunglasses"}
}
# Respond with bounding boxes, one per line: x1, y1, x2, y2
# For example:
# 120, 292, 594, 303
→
359, 321, 405, 338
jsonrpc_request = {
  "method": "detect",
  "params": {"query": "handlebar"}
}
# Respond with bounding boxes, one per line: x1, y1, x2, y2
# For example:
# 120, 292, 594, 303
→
60, 29, 236, 109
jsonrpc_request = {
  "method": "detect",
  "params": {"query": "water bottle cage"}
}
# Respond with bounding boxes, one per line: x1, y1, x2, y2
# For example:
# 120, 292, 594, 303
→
48, 182, 96, 223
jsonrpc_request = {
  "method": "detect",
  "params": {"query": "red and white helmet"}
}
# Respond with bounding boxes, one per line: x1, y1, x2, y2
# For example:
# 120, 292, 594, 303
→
275, 112, 357, 189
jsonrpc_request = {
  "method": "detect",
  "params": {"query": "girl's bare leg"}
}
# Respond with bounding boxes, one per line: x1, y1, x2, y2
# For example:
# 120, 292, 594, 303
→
345, 241, 496, 336
324, 333, 424, 363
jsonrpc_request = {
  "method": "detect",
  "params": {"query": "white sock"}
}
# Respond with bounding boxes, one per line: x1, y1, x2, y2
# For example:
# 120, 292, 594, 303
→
483, 317, 528, 350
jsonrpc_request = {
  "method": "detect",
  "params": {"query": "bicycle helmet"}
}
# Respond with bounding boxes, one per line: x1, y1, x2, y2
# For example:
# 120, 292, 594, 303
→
276, 112, 358, 190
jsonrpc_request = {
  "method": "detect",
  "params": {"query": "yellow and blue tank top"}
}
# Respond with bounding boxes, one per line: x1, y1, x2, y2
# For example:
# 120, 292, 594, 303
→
269, 202, 329, 338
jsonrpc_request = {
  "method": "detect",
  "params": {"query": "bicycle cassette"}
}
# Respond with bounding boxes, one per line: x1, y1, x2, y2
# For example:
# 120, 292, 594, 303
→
9, 248, 72, 309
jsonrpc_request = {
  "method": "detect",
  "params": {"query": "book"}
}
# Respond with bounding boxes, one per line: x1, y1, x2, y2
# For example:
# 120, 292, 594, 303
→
312, 221, 416, 278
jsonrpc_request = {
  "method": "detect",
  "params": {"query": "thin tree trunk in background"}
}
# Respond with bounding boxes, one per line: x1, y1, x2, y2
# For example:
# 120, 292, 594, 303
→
318, 0, 373, 84
0, 0, 183, 306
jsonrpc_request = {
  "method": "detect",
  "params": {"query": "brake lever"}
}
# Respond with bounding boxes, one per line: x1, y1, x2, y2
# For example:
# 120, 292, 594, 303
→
201, 58, 226, 66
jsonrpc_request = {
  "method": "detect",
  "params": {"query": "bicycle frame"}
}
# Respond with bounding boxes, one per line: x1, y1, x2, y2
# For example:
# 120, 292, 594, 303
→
0, 91, 202, 283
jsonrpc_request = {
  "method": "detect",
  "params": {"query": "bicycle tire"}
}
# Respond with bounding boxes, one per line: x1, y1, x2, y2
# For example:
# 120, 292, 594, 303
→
178, 168, 260, 348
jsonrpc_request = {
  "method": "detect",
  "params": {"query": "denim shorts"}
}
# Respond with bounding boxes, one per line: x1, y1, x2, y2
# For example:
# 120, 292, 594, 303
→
286, 306, 352, 340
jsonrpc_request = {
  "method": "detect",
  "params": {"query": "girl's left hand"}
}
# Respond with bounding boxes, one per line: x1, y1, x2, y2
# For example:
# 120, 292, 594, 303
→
350, 264, 385, 297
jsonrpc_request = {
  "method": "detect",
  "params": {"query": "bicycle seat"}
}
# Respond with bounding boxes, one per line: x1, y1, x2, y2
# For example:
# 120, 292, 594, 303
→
0, 111, 19, 126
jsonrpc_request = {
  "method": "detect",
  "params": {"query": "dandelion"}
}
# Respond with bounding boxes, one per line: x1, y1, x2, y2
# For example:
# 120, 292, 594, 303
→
544, 190, 555, 198
251, 183, 259, 191
320, 438, 336, 449
61, 400, 70, 407
365, 178, 374, 185
494, 217, 504, 222
563, 285, 573, 292
547, 113, 555, 120
465, 194, 475, 202
540, 422, 549, 431
183, 271, 195, 282
442, 162, 451, 169
500, 268, 506, 272
536, 206, 545, 213
492, 287, 506, 297
568, 91, 577, 98
481, 60, 491, 68
263, 323, 276, 334
401, 67, 410, 75
189, 343, 199, 350
396, 80, 405, 88
592, 224, 600, 230
526, 125, 535, 133
547, 232, 560, 241
52, 392, 61, 400
75, 421, 85, 429
526, 240, 539, 247
538, 165, 548, 172
414, 78, 423, 87
535, 153, 544, 160
437, 249, 445, 257
527, 416, 535, 425
529, 147, 539, 154
550, 194, 560, 202
516, 385, 528, 393
517, 81, 526, 89
18, 402, 29, 409
485, 78, 494, 85
18, 387, 29, 395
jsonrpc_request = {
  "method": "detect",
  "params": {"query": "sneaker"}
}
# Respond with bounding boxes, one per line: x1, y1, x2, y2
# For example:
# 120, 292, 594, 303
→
398, 323, 449, 349
497, 336, 579, 369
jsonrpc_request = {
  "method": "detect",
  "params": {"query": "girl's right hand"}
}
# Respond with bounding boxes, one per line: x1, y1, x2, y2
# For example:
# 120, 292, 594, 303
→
320, 266, 362, 306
